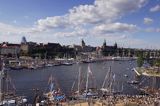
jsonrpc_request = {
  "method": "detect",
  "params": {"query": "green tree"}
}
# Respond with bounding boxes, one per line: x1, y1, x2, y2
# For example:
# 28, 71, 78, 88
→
137, 52, 144, 67
154, 59, 160, 71
145, 52, 150, 62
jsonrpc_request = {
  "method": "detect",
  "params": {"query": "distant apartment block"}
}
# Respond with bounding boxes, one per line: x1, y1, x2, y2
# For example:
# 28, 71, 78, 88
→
0, 43, 20, 57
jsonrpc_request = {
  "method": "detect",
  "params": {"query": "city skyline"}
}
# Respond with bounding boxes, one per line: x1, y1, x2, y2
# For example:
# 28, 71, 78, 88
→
0, 0, 160, 49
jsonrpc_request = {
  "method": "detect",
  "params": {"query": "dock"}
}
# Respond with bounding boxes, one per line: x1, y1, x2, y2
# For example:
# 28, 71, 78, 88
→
133, 68, 141, 76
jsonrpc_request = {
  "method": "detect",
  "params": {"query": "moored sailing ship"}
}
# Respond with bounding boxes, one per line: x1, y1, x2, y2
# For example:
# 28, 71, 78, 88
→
0, 59, 27, 106
100, 66, 123, 95
71, 65, 98, 100
40, 75, 66, 105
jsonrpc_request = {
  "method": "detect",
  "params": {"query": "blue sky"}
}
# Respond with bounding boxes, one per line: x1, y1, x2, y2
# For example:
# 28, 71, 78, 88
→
0, 0, 160, 49
0, 0, 94, 25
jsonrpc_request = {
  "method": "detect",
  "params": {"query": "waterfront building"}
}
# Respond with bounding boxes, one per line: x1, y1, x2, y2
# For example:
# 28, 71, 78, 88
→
0, 43, 20, 57
102, 39, 107, 49
72, 39, 96, 53
20, 44, 29, 55
101, 40, 118, 56
0, 59, 2, 102
44, 43, 62, 58
20, 36, 29, 55
20, 41, 38, 56
1, 38, 160, 59
45, 43, 61, 50
71, 44, 82, 52
96, 46, 103, 57
71, 39, 96, 59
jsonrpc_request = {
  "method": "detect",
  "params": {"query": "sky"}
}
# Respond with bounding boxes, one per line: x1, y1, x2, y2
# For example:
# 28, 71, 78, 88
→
0, 0, 160, 49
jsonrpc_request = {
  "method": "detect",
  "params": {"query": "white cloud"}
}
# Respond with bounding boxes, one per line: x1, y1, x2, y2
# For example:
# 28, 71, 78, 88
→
33, 0, 147, 32
36, 16, 70, 31
144, 17, 153, 25
93, 23, 137, 34
0, 22, 32, 43
0, 22, 29, 35
0, 0, 150, 48
68, 0, 147, 25
145, 27, 160, 32
54, 27, 88, 37
150, 5, 160, 12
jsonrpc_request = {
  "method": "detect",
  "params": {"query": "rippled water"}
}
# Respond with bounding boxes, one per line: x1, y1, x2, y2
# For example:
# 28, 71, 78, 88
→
7, 60, 160, 103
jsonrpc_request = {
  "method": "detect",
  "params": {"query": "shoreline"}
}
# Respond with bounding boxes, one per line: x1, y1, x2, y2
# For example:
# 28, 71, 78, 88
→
36, 94, 160, 106
5, 56, 137, 70
135, 67, 160, 78
142, 72, 160, 77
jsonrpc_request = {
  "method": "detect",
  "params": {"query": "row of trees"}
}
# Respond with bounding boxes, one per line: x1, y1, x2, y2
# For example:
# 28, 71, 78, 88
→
26, 45, 75, 59
137, 51, 160, 68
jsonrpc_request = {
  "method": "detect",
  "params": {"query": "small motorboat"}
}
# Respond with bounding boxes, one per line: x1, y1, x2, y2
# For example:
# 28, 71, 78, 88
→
127, 80, 139, 84
124, 74, 128, 77
62, 62, 73, 66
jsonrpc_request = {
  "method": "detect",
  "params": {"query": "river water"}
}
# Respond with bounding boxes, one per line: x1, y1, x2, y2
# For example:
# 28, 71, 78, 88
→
7, 60, 160, 103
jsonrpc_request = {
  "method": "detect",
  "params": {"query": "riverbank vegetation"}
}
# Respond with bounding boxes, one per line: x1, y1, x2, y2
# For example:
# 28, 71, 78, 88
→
136, 58, 160, 77
137, 51, 160, 77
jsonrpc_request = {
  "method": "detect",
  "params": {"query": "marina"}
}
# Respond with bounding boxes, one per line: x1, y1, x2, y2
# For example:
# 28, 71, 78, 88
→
1, 0, 160, 105
0, 58, 159, 105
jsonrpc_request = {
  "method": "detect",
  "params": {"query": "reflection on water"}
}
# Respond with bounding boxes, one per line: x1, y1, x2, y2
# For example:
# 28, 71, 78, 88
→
8, 60, 160, 102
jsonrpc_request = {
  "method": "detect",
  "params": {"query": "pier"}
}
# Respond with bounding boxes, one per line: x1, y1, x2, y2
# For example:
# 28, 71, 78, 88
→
133, 68, 141, 76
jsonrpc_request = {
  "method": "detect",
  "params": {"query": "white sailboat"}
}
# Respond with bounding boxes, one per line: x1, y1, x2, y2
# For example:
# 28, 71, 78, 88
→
100, 66, 122, 95
100, 66, 123, 95
100, 66, 112, 93
71, 67, 81, 98
72, 65, 98, 99
81, 65, 98, 98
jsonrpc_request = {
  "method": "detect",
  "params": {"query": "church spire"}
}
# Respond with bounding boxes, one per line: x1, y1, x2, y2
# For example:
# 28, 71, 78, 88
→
81, 39, 85, 47
103, 39, 107, 48
114, 42, 117, 49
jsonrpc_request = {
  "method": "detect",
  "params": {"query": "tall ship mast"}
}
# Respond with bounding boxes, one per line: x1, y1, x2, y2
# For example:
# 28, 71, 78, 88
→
0, 58, 27, 106
0, 59, 3, 104
100, 66, 123, 95
72, 65, 98, 99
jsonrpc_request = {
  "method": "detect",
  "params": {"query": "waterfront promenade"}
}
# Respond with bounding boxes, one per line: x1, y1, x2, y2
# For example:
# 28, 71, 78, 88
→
39, 95, 160, 106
